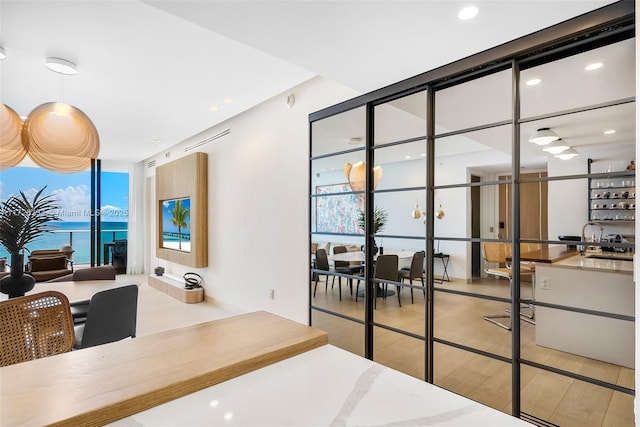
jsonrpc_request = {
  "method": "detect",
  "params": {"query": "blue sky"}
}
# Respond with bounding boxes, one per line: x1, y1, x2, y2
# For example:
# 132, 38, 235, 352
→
0, 166, 128, 222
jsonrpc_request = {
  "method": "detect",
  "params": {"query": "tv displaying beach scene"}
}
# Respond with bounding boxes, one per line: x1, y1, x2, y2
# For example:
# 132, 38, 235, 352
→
161, 197, 191, 252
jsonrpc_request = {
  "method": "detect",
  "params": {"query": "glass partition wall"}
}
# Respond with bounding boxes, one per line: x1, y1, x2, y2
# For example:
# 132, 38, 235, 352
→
310, 5, 634, 426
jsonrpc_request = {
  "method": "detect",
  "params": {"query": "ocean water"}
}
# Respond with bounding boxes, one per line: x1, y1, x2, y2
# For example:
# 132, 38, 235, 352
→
0, 221, 128, 265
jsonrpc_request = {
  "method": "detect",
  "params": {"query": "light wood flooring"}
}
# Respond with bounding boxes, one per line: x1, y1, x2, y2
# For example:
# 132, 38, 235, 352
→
311, 275, 635, 427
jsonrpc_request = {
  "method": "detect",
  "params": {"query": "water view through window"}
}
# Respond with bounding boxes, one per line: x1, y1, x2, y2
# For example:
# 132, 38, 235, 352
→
0, 166, 128, 265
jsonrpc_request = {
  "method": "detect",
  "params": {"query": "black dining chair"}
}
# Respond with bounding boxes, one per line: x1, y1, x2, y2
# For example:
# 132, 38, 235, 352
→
313, 249, 335, 297
356, 254, 400, 307
399, 251, 425, 303
48, 265, 117, 324
74, 284, 138, 349
332, 245, 363, 296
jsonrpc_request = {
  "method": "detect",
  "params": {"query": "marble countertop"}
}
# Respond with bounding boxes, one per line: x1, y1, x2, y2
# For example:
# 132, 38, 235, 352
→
111, 345, 531, 426
548, 254, 633, 274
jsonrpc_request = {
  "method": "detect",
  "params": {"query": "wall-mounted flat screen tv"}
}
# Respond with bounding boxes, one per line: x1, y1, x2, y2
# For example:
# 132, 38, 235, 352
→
161, 197, 191, 252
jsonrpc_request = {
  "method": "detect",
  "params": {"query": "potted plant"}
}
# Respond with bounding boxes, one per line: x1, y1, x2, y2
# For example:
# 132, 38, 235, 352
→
357, 206, 388, 254
0, 187, 60, 297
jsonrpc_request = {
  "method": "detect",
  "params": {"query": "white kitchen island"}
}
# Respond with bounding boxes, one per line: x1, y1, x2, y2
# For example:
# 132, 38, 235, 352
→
111, 344, 532, 426
535, 253, 634, 368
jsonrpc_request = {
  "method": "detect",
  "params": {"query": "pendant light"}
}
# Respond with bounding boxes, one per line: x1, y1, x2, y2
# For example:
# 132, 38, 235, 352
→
21, 57, 100, 173
542, 138, 570, 154
0, 103, 28, 170
529, 127, 560, 145
555, 147, 579, 160
344, 161, 383, 192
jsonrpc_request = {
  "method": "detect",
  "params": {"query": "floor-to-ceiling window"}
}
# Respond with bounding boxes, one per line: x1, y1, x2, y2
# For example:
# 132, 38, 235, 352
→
0, 162, 129, 268
310, 3, 634, 425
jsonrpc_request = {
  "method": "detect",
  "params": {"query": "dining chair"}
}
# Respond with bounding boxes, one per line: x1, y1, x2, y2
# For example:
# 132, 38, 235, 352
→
48, 265, 117, 324
313, 249, 335, 298
332, 245, 363, 296
0, 291, 75, 366
482, 242, 535, 330
74, 284, 138, 349
356, 254, 400, 307
398, 251, 425, 303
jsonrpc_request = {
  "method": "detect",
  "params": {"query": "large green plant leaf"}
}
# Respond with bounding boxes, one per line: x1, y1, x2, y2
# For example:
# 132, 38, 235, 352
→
0, 187, 60, 254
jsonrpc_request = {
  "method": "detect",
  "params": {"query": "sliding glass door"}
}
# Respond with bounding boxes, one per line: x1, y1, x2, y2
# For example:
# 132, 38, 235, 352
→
309, 4, 634, 425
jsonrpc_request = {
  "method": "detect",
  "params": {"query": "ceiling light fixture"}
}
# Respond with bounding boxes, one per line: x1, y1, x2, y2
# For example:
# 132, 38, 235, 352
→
526, 78, 541, 86
603, 129, 616, 135
542, 139, 570, 154
0, 104, 28, 170
44, 57, 78, 75
458, 6, 479, 20
529, 127, 560, 145
344, 161, 382, 192
0, 47, 6, 60
585, 62, 603, 71
14, 57, 100, 173
209, 106, 219, 112
223, 98, 233, 104
555, 147, 579, 160
347, 137, 363, 145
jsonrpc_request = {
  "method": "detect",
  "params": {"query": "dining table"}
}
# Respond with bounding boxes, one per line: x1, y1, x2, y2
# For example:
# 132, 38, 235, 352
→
329, 250, 415, 298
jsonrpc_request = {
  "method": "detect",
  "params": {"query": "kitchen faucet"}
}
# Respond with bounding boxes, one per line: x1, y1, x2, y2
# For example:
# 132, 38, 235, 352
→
581, 221, 604, 254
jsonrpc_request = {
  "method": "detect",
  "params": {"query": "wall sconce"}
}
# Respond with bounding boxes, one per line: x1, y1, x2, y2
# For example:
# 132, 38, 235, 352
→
344, 161, 382, 192
411, 201, 445, 223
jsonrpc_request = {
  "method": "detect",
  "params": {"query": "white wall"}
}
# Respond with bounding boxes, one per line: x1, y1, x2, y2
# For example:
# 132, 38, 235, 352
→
143, 77, 359, 323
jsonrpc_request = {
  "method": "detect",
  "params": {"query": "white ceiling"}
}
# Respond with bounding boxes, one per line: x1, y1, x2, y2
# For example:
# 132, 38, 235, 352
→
0, 0, 619, 163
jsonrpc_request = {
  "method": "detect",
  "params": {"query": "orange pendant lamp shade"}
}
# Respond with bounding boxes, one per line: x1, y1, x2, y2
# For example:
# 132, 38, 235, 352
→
22, 102, 100, 173
344, 161, 383, 192
0, 103, 27, 170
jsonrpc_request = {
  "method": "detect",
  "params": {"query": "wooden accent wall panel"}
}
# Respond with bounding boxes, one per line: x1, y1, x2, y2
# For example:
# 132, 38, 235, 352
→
0, 311, 328, 427
156, 152, 208, 267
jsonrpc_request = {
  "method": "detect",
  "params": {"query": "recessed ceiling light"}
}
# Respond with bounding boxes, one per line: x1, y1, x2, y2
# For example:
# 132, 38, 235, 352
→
603, 129, 616, 135
526, 78, 542, 86
223, 98, 233, 104
45, 57, 78, 75
347, 137, 363, 145
209, 106, 219, 112
405, 155, 412, 159
585, 62, 603, 71
420, 153, 426, 157
458, 6, 479, 20
0, 47, 6, 60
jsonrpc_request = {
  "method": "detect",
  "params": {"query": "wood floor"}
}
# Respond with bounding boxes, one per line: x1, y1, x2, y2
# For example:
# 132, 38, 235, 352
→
311, 275, 635, 427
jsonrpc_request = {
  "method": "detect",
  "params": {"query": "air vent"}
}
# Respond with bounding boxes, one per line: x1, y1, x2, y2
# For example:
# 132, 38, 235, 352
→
185, 128, 231, 152
147, 160, 156, 168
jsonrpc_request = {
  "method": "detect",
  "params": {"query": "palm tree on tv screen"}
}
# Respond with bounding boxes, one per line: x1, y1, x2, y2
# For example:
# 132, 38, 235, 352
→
169, 199, 190, 250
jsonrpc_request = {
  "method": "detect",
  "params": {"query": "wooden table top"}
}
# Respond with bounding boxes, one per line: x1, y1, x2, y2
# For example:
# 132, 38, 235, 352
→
0, 279, 133, 302
509, 246, 578, 263
0, 311, 328, 427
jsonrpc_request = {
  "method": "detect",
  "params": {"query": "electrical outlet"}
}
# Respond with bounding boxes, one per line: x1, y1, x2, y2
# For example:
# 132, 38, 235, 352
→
540, 277, 550, 290
268, 289, 275, 300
